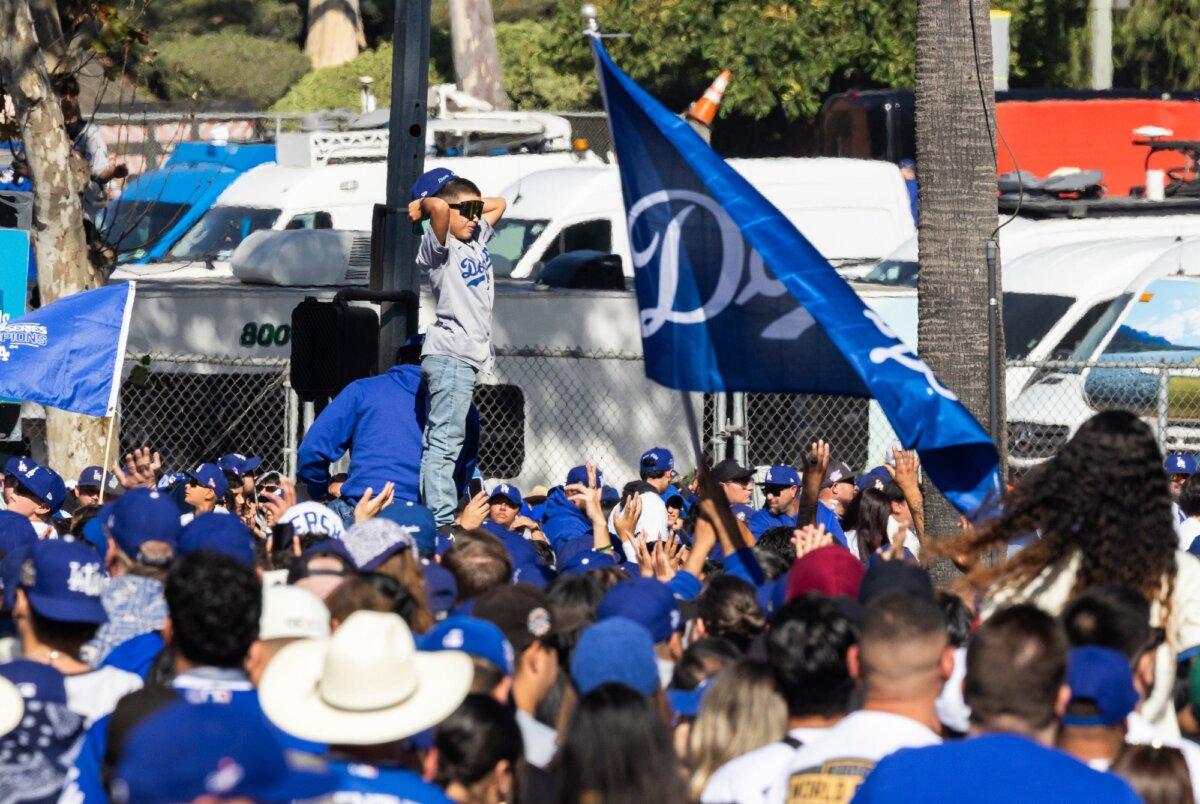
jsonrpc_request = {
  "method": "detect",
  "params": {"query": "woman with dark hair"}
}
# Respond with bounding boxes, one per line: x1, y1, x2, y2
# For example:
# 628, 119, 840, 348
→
556, 683, 688, 804
1111, 743, 1195, 804
1177, 473, 1200, 552
848, 487, 893, 563
434, 694, 524, 804
959, 410, 1200, 737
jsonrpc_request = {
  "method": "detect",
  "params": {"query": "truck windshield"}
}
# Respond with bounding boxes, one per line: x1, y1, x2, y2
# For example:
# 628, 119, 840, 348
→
860, 258, 917, 287
100, 200, 190, 261
1094, 278, 1200, 363
489, 217, 549, 277
1002, 292, 1074, 359
168, 205, 281, 261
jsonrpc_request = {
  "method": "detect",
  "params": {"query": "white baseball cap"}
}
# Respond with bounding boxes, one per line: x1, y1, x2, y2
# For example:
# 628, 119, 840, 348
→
0, 675, 22, 737
259, 585, 331, 641
258, 610, 471, 745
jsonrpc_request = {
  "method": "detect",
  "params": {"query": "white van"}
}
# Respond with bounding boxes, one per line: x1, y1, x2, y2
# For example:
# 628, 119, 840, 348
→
491, 158, 916, 280
111, 128, 600, 282
1007, 237, 1200, 469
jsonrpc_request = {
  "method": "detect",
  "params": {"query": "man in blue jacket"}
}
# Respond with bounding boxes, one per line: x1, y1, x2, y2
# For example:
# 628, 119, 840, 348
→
297, 355, 480, 527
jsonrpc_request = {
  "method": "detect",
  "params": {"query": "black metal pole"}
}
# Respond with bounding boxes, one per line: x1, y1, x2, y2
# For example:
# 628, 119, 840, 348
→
378, 0, 432, 372
986, 238, 1000, 441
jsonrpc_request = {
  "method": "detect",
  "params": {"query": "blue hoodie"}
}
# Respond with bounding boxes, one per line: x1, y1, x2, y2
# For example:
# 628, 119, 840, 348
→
298, 364, 479, 503
539, 486, 594, 550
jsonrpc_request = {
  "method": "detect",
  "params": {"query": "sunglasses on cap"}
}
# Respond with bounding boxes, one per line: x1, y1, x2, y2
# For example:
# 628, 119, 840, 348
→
449, 200, 484, 220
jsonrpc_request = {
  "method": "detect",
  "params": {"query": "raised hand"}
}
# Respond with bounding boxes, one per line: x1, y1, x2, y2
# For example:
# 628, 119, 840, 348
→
354, 482, 396, 523
455, 490, 489, 531
113, 447, 161, 490
791, 524, 833, 560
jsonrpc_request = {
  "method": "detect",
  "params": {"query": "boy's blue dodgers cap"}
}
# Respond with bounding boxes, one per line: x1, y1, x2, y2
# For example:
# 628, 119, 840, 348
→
113, 701, 337, 803
179, 513, 255, 566
565, 465, 603, 487
19, 539, 107, 624
411, 167, 456, 200
14, 463, 66, 511
105, 488, 182, 561
186, 463, 229, 498
1166, 452, 1198, 475
597, 577, 682, 643
760, 465, 800, 487
488, 483, 522, 506
640, 448, 675, 475
218, 452, 262, 477
1063, 646, 1140, 726
571, 617, 660, 697
76, 466, 104, 488
377, 500, 438, 558
420, 615, 515, 675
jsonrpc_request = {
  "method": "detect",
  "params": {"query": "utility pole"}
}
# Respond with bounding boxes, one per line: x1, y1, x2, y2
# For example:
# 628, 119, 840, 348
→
378, 0, 432, 371
1090, 0, 1114, 89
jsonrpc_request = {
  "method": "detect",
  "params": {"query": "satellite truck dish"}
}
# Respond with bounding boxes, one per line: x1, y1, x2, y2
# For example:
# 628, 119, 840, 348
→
1133, 125, 1174, 139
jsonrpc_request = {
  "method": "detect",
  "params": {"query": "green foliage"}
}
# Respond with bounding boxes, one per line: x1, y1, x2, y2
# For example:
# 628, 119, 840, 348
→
138, 0, 304, 41
495, 19, 594, 109
272, 44, 446, 112
994, 0, 1089, 86
151, 33, 311, 107
1116, 0, 1200, 89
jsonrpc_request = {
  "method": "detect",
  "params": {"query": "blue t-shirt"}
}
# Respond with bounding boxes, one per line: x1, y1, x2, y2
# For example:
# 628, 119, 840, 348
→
327, 760, 453, 803
852, 733, 1140, 804
749, 508, 795, 538
816, 503, 850, 549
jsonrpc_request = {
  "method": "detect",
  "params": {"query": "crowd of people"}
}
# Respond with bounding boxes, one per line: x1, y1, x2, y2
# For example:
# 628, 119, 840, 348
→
0, 408, 1194, 802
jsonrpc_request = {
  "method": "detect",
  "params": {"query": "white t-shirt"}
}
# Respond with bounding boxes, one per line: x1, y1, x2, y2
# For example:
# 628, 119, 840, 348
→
63, 666, 144, 728
1179, 517, 1200, 552
608, 491, 669, 544
934, 646, 970, 733
515, 709, 557, 769
701, 726, 831, 803
1127, 710, 1200, 802
982, 549, 1200, 739
767, 710, 941, 803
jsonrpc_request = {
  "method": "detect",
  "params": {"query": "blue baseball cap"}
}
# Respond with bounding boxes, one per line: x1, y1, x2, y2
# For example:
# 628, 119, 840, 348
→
376, 500, 438, 558
82, 510, 108, 556
105, 488, 181, 562
600, 485, 620, 504
0, 510, 36, 555
420, 615, 515, 675
218, 453, 262, 477
512, 561, 556, 588
411, 167, 456, 200
597, 577, 682, 643
178, 513, 255, 566
571, 617, 660, 697
156, 471, 187, 492
76, 466, 104, 488
488, 483, 522, 506
3, 456, 32, 479
760, 465, 800, 487
186, 463, 228, 499
565, 465, 603, 487
1063, 646, 1140, 727
423, 562, 458, 618
667, 677, 712, 718
856, 465, 892, 492
18, 540, 107, 624
13, 463, 66, 511
0, 544, 31, 611
639, 448, 675, 476
113, 701, 337, 803
1166, 452, 1198, 476
558, 550, 617, 575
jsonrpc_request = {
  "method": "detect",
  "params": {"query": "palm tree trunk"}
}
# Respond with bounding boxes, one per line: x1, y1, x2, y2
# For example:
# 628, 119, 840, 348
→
0, 0, 112, 479
916, 0, 1005, 547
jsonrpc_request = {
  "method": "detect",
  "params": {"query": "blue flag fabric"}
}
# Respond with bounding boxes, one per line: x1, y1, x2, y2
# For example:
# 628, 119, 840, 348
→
591, 39, 1001, 516
0, 283, 135, 417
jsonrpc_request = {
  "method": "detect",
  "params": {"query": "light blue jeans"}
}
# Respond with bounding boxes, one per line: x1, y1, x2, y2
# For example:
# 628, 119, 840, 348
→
420, 354, 477, 525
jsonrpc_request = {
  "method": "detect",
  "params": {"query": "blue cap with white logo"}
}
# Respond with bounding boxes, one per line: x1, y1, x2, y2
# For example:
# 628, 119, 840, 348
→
411, 167, 456, 200
3, 456, 31, 479
179, 513, 255, 566
105, 488, 181, 561
565, 465, 603, 487
76, 466, 104, 488
14, 463, 67, 512
420, 615, 515, 675
597, 577, 683, 643
488, 484, 522, 506
760, 465, 801, 487
1166, 452, 1198, 476
639, 448, 675, 476
856, 465, 892, 492
377, 500, 438, 558
18, 539, 108, 624
218, 453, 262, 477
186, 463, 229, 499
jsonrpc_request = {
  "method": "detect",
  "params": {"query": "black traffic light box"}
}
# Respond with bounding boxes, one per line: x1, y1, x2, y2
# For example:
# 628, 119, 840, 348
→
290, 297, 380, 402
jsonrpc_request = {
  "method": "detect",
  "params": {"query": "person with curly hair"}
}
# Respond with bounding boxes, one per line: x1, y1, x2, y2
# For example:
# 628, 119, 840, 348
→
956, 410, 1200, 738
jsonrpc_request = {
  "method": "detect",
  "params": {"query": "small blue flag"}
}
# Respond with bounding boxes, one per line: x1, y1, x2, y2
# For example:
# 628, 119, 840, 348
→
591, 39, 1001, 516
0, 282, 136, 418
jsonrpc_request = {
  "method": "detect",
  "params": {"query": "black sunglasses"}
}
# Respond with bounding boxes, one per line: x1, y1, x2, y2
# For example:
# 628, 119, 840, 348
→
761, 484, 793, 496
449, 200, 484, 220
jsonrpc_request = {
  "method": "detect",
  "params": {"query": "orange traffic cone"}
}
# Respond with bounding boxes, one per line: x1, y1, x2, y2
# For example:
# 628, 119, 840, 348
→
686, 69, 732, 128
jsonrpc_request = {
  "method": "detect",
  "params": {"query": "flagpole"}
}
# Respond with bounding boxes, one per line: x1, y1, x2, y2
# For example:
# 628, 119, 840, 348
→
98, 414, 115, 504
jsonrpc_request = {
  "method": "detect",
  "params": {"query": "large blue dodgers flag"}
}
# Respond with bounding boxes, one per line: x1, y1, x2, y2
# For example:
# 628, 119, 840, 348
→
0, 282, 136, 418
591, 38, 1001, 516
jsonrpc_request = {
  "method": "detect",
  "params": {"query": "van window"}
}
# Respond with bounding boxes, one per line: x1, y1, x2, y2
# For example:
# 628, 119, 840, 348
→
169, 205, 281, 261
1001, 292, 1073, 359
284, 211, 333, 230
1096, 278, 1200, 362
541, 219, 613, 265
1047, 299, 1112, 358
489, 218, 549, 277
1068, 293, 1133, 364
101, 200, 190, 260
